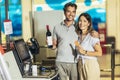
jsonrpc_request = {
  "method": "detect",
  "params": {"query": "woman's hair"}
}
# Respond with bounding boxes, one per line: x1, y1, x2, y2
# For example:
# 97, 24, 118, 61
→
63, 2, 77, 12
76, 13, 94, 34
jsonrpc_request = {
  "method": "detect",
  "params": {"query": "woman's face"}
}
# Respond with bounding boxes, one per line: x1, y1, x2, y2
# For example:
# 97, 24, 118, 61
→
78, 16, 90, 31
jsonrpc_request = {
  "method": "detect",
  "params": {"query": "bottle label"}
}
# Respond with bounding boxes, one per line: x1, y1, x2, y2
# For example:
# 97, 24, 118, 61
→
47, 36, 52, 46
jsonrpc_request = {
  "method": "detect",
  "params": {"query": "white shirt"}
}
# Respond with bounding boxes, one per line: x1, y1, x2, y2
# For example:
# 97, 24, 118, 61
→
77, 33, 100, 63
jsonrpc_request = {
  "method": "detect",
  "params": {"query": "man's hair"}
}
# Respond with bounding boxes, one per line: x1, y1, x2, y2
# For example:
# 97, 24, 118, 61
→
63, 2, 77, 12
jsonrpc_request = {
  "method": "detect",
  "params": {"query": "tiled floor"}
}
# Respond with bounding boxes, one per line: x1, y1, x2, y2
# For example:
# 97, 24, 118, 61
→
98, 50, 120, 80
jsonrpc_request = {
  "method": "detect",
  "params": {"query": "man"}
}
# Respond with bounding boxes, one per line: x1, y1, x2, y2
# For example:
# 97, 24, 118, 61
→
52, 2, 78, 80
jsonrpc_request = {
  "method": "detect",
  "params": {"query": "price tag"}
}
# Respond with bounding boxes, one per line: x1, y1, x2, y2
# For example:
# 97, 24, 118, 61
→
4, 20, 13, 35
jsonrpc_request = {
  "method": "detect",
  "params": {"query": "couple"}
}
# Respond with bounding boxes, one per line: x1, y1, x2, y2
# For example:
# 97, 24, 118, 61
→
50, 2, 102, 80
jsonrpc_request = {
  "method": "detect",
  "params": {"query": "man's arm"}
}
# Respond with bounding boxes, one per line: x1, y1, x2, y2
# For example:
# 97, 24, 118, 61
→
52, 39, 57, 50
90, 30, 99, 38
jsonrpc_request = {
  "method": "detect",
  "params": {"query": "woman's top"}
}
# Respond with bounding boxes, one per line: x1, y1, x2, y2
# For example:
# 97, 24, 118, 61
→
76, 33, 100, 64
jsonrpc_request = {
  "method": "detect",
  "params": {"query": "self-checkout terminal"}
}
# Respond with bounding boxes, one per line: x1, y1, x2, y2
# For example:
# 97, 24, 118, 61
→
0, 38, 58, 80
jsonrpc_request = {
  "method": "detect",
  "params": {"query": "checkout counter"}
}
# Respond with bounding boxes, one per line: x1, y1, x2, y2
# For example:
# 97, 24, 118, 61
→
0, 38, 58, 80
0, 51, 58, 80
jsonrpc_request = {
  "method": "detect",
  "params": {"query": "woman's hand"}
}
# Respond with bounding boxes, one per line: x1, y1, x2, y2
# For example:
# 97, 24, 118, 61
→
77, 46, 86, 55
74, 41, 85, 55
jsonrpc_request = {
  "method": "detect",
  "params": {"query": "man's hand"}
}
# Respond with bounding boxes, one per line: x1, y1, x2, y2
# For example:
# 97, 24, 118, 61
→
91, 30, 99, 38
52, 39, 57, 50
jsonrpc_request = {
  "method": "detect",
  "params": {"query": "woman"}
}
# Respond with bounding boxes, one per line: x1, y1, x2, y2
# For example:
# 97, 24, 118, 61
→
75, 13, 102, 80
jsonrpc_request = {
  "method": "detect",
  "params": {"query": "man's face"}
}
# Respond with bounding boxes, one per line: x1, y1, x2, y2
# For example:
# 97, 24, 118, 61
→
64, 6, 76, 21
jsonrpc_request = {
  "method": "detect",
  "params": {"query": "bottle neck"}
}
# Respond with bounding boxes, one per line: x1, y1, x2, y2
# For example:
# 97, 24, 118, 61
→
46, 25, 50, 31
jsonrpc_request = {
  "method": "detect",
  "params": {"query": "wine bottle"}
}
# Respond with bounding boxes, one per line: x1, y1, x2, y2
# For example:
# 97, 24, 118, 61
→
46, 25, 53, 48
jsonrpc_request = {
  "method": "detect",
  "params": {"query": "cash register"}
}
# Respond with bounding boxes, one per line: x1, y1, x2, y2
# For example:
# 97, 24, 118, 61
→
12, 38, 58, 80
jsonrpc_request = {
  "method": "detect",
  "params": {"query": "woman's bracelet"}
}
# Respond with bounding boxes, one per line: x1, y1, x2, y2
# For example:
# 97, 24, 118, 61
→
84, 50, 87, 55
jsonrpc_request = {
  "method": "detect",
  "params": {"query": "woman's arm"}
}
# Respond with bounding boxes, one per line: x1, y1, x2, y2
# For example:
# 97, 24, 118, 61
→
85, 42, 102, 56
75, 41, 102, 57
